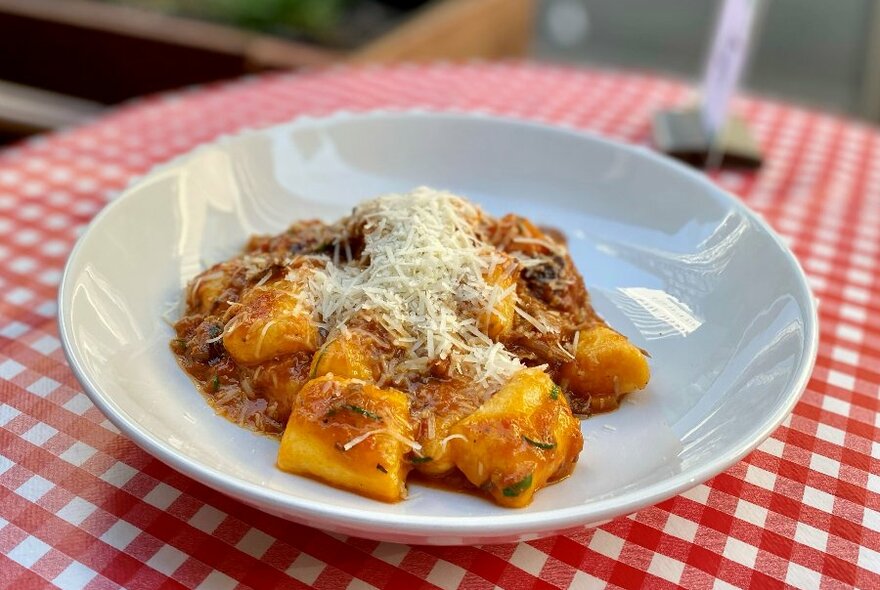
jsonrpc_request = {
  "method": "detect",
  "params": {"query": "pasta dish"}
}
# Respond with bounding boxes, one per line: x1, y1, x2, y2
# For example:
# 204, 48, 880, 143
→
171, 188, 649, 507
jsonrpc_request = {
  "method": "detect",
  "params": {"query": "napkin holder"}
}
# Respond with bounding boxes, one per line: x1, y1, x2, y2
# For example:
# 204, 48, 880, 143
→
652, 108, 762, 170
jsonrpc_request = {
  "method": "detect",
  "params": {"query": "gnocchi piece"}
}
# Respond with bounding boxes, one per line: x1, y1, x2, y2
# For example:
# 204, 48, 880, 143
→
186, 262, 236, 314
251, 353, 312, 422
410, 379, 482, 476
559, 326, 650, 411
493, 214, 557, 257
277, 376, 414, 502
223, 280, 318, 365
481, 255, 519, 339
309, 330, 380, 381
448, 368, 582, 508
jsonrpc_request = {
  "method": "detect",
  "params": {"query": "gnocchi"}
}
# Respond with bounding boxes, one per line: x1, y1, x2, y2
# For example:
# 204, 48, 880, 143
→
171, 189, 649, 506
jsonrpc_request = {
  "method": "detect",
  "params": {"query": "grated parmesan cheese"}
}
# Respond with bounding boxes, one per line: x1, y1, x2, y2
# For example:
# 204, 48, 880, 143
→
304, 188, 523, 387
437, 433, 468, 455
342, 428, 387, 451
513, 305, 555, 335
342, 428, 423, 452
254, 270, 273, 288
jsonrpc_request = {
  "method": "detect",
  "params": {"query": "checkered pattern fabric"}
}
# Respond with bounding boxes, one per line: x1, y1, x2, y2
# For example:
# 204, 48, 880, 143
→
0, 63, 877, 589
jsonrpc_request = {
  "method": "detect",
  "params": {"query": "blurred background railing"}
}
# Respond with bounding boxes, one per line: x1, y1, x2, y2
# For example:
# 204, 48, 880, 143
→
535, 0, 880, 122
2, 0, 879, 145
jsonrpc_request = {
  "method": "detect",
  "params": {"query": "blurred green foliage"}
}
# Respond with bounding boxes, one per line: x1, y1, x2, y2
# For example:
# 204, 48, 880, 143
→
106, 0, 353, 36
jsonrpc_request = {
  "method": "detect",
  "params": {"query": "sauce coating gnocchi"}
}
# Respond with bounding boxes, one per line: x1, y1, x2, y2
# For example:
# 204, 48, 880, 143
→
171, 189, 650, 506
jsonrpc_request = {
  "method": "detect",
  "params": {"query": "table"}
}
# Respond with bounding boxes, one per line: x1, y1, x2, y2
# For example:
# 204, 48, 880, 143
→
0, 63, 878, 589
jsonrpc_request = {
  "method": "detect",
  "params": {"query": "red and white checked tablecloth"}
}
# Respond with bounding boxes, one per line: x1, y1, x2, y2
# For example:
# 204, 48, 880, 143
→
0, 63, 878, 589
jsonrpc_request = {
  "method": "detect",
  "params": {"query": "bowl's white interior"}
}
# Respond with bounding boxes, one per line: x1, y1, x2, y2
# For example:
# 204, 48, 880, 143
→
60, 112, 816, 543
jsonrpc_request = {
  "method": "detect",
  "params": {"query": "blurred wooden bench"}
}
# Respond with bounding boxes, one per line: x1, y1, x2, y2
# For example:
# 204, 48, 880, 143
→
0, 80, 103, 143
0, 0, 533, 140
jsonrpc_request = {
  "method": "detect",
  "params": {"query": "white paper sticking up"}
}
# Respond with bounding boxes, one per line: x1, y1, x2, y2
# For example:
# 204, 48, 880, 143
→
701, 0, 759, 139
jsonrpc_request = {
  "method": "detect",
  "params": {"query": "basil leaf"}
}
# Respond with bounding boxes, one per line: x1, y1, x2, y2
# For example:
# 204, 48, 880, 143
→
343, 404, 381, 421
502, 473, 533, 497
522, 435, 556, 450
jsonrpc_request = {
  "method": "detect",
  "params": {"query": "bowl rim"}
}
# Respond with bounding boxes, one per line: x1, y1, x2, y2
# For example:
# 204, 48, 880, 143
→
58, 109, 819, 540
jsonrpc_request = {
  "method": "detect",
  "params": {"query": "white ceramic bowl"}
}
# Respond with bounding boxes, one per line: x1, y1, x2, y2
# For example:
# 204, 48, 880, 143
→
59, 111, 818, 545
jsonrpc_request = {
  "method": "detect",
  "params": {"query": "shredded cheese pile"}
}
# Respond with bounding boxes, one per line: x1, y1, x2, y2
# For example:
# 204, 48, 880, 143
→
305, 187, 523, 386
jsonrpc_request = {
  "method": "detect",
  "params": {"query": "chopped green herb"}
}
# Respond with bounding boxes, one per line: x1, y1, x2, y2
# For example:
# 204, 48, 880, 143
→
309, 347, 328, 378
411, 456, 433, 464
313, 241, 334, 254
207, 324, 222, 339
502, 473, 533, 497
549, 384, 560, 400
376, 464, 388, 474
210, 375, 220, 392
343, 404, 381, 421
523, 435, 556, 450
